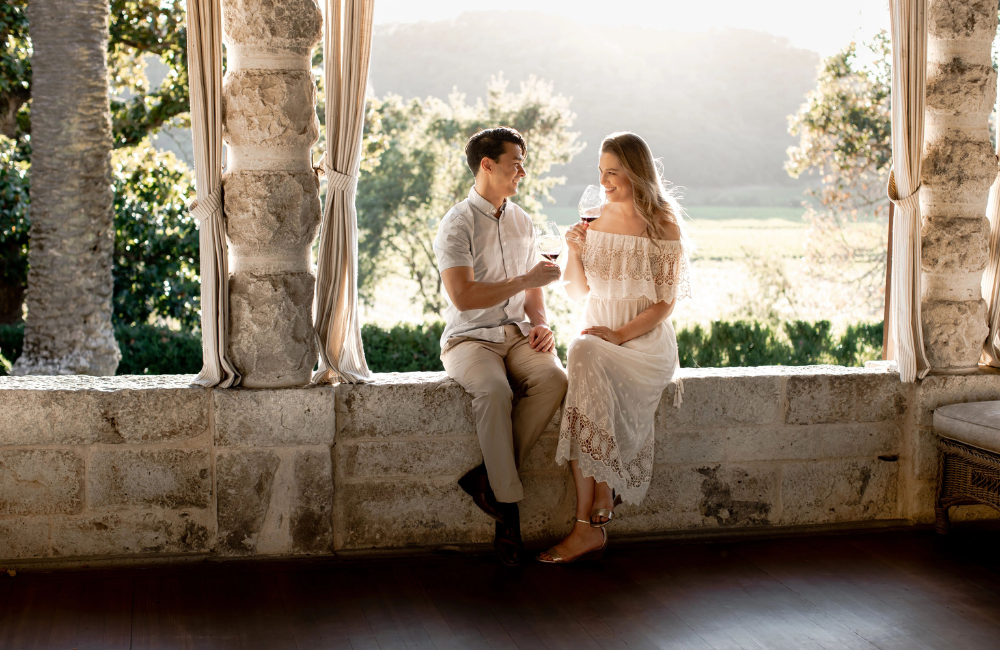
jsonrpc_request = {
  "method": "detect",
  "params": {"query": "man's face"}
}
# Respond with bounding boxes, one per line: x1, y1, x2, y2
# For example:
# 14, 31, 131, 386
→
491, 142, 527, 198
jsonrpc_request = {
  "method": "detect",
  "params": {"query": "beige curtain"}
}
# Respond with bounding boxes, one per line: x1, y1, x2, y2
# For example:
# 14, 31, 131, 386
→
886, 0, 930, 382
982, 90, 1000, 366
187, 0, 240, 388
312, 0, 375, 384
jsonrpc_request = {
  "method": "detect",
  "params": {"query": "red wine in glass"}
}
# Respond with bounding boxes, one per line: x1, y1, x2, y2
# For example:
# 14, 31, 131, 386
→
541, 252, 560, 261
578, 185, 604, 224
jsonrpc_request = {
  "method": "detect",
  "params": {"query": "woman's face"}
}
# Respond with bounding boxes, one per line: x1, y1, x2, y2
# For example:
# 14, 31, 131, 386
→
599, 151, 632, 204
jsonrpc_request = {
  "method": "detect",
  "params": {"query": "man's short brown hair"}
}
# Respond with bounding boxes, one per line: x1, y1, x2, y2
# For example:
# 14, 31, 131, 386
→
465, 127, 527, 177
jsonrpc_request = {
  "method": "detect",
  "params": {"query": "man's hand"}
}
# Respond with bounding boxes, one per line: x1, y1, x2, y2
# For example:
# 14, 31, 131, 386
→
528, 324, 556, 353
581, 326, 624, 346
523, 261, 561, 289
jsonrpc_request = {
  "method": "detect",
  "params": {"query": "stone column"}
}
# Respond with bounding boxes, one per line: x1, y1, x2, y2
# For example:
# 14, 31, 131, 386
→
221, 0, 323, 387
920, 0, 997, 371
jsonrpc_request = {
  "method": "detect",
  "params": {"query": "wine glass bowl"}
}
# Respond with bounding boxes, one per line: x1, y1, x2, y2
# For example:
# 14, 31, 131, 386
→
537, 221, 568, 286
578, 185, 605, 224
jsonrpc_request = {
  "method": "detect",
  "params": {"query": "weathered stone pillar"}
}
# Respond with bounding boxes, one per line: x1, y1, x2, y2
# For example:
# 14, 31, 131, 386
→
920, 0, 997, 371
221, 0, 323, 387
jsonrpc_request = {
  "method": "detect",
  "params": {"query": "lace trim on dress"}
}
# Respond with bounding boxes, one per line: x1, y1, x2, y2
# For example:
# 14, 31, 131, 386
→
583, 238, 692, 304
556, 406, 654, 504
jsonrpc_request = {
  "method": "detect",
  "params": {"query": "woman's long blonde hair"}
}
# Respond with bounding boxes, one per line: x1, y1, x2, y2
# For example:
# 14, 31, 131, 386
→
601, 132, 689, 247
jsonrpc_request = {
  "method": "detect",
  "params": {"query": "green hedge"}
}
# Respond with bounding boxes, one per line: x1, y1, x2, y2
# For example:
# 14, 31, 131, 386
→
0, 319, 884, 376
678, 320, 883, 368
0, 323, 201, 376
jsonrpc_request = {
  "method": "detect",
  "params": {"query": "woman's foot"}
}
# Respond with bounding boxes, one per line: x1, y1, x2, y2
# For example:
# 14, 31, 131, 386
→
537, 519, 606, 563
591, 482, 616, 526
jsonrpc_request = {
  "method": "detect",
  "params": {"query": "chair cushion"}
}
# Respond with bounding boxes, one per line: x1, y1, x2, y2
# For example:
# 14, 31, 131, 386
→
934, 401, 1000, 453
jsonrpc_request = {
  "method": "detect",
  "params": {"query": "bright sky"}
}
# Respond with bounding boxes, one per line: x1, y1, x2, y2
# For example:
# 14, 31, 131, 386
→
373, 0, 890, 56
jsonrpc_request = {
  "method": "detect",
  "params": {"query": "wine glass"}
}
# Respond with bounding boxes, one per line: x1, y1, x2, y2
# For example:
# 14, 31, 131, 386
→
578, 185, 605, 224
536, 221, 567, 285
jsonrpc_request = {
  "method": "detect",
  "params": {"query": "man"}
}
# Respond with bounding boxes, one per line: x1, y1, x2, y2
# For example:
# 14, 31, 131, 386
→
434, 126, 568, 567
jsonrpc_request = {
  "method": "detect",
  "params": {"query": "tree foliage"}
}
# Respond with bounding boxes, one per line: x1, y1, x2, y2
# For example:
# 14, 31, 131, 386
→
108, 0, 189, 148
0, 1, 195, 328
356, 75, 583, 315
0, 0, 30, 152
112, 142, 199, 329
0, 136, 29, 323
785, 33, 892, 311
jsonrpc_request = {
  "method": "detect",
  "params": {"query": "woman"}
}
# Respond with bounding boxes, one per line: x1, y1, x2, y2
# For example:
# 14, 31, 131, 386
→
538, 132, 690, 564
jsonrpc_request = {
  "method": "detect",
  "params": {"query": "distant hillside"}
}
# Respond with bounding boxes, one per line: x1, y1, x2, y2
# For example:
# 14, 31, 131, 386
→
370, 12, 821, 204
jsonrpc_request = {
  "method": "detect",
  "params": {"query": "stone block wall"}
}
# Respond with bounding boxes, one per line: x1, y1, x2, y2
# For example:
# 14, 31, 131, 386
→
0, 367, 997, 567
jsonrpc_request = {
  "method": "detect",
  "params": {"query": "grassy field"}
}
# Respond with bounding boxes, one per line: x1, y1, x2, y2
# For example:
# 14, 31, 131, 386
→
361, 205, 886, 336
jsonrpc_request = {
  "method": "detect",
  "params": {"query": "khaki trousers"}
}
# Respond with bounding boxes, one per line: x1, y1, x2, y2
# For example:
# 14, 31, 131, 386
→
442, 324, 568, 502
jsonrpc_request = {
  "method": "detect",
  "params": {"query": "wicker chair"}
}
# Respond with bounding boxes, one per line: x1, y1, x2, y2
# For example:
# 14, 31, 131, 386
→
934, 401, 1000, 534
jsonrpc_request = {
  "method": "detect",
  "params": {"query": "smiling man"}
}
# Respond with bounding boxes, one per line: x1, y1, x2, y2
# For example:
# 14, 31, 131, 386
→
434, 127, 568, 567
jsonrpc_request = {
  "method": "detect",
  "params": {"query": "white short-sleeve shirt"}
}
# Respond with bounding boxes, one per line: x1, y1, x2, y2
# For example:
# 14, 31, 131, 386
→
434, 186, 538, 350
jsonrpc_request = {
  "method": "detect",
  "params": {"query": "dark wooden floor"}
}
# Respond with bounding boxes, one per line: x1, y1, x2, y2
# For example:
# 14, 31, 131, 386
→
2, 528, 1000, 649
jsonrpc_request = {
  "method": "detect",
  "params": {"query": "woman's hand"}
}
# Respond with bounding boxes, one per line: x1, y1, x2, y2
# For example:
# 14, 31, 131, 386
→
581, 326, 624, 346
566, 221, 588, 252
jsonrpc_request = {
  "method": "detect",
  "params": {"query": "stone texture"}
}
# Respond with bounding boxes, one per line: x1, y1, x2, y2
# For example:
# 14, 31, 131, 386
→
0, 449, 83, 515
921, 299, 989, 369
222, 71, 319, 148
0, 377, 207, 445
921, 216, 990, 274
723, 422, 900, 462
228, 272, 317, 388
50, 510, 212, 558
214, 385, 335, 446
216, 449, 280, 555
338, 438, 481, 478
928, 0, 998, 40
336, 374, 474, 439
0, 518, 51, 560
921, 0, 997, 371
614, 465, 709, 532
222, 0, 323, 388
224, 172, 321, 256
692, 464, 780, 527
781, 459, 898, 525
521, 434, 561, 472
221, 0, 322, 53
290, 449, 333, 554
785, 370, 906, 424
913, 372, 1000, 425
89, 449, 211, 509
336, 480, 492, 550
926, 58, 996, 116
659, 374, 781, 429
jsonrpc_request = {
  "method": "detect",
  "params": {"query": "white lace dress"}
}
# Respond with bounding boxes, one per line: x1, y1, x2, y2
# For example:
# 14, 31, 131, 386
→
555, 230, 691, 505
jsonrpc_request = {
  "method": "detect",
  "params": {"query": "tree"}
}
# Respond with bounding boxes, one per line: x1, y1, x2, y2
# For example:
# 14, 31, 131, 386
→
0, 0, 193, 334
785, 33, 892, 314
112, 141, 199, 330
356, 75, 584, 315
13, 0, 120, 376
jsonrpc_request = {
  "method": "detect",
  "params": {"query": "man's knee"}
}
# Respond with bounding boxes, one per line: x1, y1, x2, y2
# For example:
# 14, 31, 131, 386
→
471, 377, 514, 407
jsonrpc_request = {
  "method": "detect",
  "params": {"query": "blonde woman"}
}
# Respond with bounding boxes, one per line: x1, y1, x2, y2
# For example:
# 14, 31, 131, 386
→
538, 132, 691, 564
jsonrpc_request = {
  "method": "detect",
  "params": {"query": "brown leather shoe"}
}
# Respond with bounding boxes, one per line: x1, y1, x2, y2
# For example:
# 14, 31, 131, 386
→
494, 503, 524, 568
458, 463, 504, 523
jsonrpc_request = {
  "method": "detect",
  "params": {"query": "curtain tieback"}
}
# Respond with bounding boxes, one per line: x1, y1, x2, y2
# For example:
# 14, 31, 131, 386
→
323, 163, 357, 192
887, 170, 921, 213
190, 185, 223, 222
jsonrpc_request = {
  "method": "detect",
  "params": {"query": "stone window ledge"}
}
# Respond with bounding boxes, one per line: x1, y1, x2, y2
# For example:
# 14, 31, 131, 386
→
2, 365, 999, 566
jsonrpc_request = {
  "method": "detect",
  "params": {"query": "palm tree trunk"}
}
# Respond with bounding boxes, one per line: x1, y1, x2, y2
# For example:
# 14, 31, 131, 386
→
12, 0, 120, 376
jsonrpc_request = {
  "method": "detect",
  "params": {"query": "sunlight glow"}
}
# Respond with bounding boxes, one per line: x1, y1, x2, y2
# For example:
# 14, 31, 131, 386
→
373, 0, 890, 56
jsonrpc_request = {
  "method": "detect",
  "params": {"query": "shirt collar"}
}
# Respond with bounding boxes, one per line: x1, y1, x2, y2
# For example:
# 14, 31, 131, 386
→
469, 186, 507, 219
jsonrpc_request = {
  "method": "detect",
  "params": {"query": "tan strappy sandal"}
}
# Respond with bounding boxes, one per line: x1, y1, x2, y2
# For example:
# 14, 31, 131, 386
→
590, 490, 622, 528
536, 520, 608, 564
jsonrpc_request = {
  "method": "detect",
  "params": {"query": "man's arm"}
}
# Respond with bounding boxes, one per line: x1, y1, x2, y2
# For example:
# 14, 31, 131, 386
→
440, 262, 560, 312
